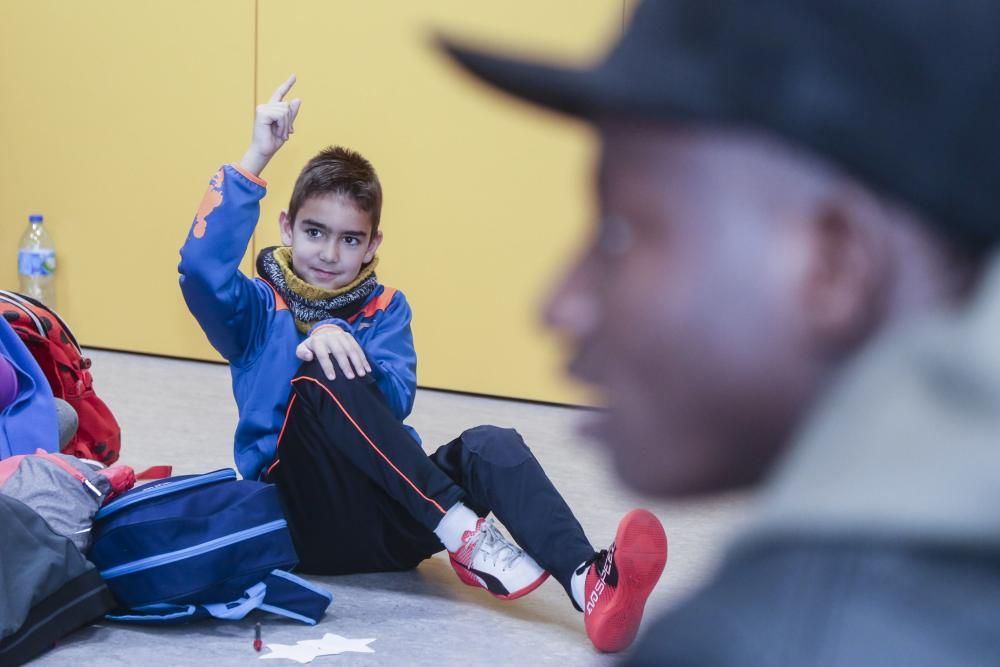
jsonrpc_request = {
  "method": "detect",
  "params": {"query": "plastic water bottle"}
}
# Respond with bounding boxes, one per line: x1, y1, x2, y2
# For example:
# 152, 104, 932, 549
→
17, 214, 57, 309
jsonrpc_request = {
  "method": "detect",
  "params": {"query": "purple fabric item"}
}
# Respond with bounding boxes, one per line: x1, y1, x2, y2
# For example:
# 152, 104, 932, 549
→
0, 355, 16, 411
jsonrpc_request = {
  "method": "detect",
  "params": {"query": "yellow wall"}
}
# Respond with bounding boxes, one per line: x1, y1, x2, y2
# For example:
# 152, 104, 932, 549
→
1, 1, 622, 404
0, 0, 256, 360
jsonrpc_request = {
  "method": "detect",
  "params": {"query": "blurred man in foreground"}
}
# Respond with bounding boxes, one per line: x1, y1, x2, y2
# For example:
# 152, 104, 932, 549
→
444, 0, 1000, 663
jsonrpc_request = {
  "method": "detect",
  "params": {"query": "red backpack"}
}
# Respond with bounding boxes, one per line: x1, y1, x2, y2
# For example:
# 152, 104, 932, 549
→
0, 290, 122, 464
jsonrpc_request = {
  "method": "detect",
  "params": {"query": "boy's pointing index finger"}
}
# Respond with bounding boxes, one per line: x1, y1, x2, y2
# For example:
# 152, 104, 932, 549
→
270, 74, 297, 103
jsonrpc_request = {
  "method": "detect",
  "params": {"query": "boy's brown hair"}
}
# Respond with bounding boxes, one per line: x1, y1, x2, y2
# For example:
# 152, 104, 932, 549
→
288, 146, 383, 235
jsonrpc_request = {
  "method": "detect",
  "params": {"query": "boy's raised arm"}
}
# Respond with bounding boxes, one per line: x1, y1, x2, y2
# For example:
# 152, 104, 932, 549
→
178, 76, 302, 364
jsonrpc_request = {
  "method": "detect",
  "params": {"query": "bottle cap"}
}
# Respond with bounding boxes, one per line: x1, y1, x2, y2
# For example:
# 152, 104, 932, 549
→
28, 214, 43, 223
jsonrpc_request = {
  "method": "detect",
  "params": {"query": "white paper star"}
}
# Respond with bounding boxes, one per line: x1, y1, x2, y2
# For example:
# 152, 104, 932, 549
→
259, 641, 322, 664
260, 633, 376, 663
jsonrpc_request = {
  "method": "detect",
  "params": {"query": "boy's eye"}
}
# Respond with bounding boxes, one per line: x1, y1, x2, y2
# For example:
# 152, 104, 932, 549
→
305, 228, 323, 239
343, 236, 360, 246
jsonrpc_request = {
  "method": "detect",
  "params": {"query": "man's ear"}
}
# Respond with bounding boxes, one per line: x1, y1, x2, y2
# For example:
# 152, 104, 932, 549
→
279, 211, 293, 246
801, 195, 887, 352
364, 231, 383, 263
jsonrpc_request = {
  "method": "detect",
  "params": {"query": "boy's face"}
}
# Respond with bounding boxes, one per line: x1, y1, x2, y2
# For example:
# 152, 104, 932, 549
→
544, 122, 837, 497
279, 193, 382, 290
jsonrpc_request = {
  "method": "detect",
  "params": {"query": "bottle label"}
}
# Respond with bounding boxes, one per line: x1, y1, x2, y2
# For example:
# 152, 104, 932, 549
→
17, 249, 56, 277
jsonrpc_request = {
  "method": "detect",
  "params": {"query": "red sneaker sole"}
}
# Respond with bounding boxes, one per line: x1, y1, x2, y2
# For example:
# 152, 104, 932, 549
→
497, 570, 550, 600
586, 509, 668, 653
450, 556, 551, 600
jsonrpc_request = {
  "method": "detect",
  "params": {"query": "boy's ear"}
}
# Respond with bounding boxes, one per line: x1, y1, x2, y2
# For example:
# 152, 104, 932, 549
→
279, 211, 293, 246
364, 231, 383, 263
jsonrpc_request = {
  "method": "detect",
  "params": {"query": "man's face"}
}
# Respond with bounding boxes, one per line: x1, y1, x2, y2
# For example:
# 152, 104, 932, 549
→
545, 122, 830, 496
280, 193, 382, 290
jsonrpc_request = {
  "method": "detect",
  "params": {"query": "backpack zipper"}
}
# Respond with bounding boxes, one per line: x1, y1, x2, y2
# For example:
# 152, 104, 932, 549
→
0, 290, 82, 354
0, 292, 46, 338
36, 452, 103, 497
98, 519, 287, 579
95, 469, 237, 519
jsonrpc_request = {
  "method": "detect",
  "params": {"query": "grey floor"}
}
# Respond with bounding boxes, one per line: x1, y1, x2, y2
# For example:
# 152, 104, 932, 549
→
33, 350, 748, 666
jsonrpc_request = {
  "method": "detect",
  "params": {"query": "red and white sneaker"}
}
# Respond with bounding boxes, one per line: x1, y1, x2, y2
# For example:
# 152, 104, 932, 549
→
582, 509, 667, 653
449, 517, 549, 600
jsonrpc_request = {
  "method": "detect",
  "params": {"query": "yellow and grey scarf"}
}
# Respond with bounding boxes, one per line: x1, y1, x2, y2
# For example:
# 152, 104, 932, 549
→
256, 246, 378, 334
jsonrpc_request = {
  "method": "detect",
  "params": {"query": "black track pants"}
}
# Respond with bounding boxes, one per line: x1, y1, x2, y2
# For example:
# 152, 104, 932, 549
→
266, 359, 595, 594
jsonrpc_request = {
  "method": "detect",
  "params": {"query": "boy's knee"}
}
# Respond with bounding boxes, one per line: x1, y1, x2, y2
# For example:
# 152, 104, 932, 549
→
296, 358, 328, 382
295, 358, 379, 395
460, 425, 532, 466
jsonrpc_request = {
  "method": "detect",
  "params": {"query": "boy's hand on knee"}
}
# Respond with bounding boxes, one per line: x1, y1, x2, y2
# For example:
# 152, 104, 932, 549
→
240, 74, 302, 176
296, 326, 372, 381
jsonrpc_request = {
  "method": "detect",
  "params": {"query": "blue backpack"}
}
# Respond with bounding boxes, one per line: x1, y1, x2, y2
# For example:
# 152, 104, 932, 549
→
89, 469, 331, 624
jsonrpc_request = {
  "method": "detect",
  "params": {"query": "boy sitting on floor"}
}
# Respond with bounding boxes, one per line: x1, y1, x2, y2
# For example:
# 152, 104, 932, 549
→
178, 75, 667, 653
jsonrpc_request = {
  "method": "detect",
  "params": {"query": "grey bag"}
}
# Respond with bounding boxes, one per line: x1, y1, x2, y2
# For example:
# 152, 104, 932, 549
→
0, 494, 115, 665
0, 450, 128, 552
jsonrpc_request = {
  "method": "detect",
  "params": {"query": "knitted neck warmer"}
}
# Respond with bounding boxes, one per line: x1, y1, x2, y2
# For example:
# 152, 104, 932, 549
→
256, 246, 378, 334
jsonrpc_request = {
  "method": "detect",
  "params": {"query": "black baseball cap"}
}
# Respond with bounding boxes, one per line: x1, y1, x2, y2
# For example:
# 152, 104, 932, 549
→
441, 0, 1000, 251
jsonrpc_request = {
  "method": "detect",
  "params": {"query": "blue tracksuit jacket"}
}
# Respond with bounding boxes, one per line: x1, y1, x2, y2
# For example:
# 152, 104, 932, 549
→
0, 317, 58, 458
178, 163, 419, 480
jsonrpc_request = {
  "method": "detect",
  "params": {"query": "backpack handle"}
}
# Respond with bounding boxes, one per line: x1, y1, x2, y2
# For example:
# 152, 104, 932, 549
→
202, 582, 267, 620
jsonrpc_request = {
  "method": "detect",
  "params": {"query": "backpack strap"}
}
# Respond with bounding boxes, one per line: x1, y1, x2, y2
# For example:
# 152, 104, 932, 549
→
104, 571, 332, 625
105, 603, 205, 624
258, 570, 334, 625
104, 584, 267, 624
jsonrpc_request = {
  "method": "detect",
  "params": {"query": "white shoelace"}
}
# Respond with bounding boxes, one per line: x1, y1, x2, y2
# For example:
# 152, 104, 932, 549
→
471, 518, 526, 572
